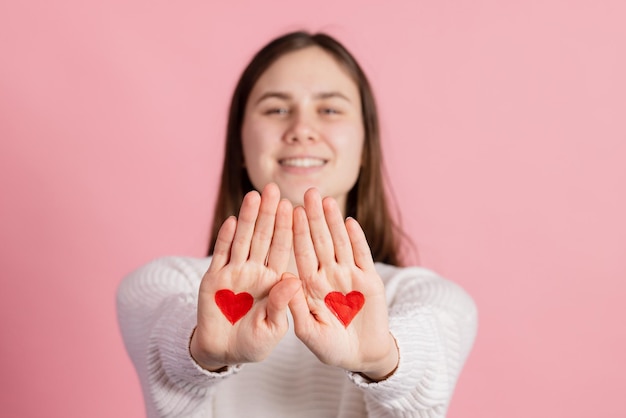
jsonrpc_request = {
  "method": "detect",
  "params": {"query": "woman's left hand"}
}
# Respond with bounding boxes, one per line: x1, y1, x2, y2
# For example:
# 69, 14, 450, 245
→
288, 188, 399, 381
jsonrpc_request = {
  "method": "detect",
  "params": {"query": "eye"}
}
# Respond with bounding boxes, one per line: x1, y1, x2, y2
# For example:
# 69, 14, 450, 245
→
264, 107, 289, 115
320, 107, 340, 115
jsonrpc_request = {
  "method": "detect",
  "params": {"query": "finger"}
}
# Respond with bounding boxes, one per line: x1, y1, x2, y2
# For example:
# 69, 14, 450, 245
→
249, 183, 281, 264
287, 278, 314, 337
208, 216, 237, 273
293, 205, 318, 278
346, 217, 376, 271
303, 188, 335, 264
267, 198, 293, 272
322, 197, 354, 265
266, 273, 301, 326
230, 190, 261, 264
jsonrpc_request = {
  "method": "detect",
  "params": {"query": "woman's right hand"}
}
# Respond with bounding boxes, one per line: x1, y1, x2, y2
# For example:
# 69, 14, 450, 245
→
190, 183, 300, 371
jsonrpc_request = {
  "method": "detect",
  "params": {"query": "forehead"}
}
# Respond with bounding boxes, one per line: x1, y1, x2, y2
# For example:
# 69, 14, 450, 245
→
251, 46, 359, 97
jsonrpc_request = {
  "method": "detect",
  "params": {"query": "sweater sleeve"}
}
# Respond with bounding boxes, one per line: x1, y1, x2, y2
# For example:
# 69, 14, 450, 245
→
116, 257, 242, 418
346, 265, 478, 418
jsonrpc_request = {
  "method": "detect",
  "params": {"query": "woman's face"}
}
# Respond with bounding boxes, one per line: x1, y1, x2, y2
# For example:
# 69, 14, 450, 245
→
241, 46, 365, 211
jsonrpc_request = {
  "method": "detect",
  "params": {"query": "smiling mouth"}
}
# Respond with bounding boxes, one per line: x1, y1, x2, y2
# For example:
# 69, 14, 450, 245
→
279, 157, 327, 168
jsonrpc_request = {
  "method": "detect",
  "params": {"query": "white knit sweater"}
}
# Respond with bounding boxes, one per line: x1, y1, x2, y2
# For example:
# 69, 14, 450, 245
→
117, 256, 477, 417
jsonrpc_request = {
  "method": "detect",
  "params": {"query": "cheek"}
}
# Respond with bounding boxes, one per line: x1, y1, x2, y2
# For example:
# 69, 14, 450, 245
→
241, 118, 256, 158
242, 117, 278, 155
329, 123, 365, 157
241, 118, 279, 188
241, 120, 267, 164
331, 130, 365, 184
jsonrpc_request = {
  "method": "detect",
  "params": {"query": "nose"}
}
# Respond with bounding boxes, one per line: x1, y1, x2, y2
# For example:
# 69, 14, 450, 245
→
283, 111, 318, 144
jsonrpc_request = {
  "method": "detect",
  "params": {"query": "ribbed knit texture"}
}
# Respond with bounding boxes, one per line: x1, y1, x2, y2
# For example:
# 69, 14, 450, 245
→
117, 257, 477, 417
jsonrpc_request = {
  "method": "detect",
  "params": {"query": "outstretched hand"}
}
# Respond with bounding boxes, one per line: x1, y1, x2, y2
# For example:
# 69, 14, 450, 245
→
190, 183, 300, 371
288, 188, 399, 381
191, 185, 397, 380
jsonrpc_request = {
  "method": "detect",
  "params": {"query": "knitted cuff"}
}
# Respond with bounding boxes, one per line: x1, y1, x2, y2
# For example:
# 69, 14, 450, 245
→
153, 294, 242, 391
346, 306, 441, 407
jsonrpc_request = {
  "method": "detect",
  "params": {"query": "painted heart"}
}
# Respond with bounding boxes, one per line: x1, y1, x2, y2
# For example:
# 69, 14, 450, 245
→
214, 289, 254, 325
324, 291, 365, 327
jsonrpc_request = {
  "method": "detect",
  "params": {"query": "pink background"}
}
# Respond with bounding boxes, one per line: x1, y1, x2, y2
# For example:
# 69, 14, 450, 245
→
1, 1, 625, 417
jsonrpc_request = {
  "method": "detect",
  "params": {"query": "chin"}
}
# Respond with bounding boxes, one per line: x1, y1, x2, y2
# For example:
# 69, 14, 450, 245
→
282, 192, 305, 207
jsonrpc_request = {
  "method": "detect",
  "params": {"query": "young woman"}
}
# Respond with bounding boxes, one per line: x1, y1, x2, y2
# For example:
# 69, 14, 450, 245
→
117, 31, 477, 418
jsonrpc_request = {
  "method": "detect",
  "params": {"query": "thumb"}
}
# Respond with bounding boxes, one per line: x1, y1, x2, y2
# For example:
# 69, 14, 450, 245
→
287, 278, 312, 336
266, 273, 301, 326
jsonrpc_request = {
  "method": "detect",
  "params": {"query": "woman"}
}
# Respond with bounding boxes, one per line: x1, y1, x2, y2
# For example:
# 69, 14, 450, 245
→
117, 31, 477, 417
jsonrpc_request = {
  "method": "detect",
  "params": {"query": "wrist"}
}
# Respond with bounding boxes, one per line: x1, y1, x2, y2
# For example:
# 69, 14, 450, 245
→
358, 333, 399, 382
189, 326, 229, 372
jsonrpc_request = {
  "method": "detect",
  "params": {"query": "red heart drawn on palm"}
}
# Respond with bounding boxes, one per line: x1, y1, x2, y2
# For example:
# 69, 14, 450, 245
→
324, 291, 365, 327
215, 289, 254, 325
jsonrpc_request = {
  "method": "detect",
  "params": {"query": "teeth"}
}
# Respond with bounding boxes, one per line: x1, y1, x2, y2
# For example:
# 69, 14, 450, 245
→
280, 158, 326, 168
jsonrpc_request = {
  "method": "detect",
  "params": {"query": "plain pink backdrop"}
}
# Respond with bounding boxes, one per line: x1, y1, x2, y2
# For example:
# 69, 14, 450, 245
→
1, 1, 625, 417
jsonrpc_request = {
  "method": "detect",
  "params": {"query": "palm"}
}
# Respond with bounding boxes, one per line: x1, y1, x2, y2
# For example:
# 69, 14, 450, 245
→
198, 262, 285, 362
299, 268, 388, 364
191, 184, 299, 369
289, 189, 396, 377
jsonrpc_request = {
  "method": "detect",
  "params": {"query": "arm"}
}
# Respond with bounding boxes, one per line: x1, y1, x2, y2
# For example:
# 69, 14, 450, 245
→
349, 265, 478, 417
116, 183, 299, 417
116, 256, 235, 418
288, 188, 477, 417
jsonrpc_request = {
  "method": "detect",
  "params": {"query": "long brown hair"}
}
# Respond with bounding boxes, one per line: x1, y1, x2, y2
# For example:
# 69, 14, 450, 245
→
208, 31, 409, 266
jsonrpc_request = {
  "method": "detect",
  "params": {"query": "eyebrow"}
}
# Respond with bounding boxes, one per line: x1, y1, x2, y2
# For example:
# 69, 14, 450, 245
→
254, 91, 352, 105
